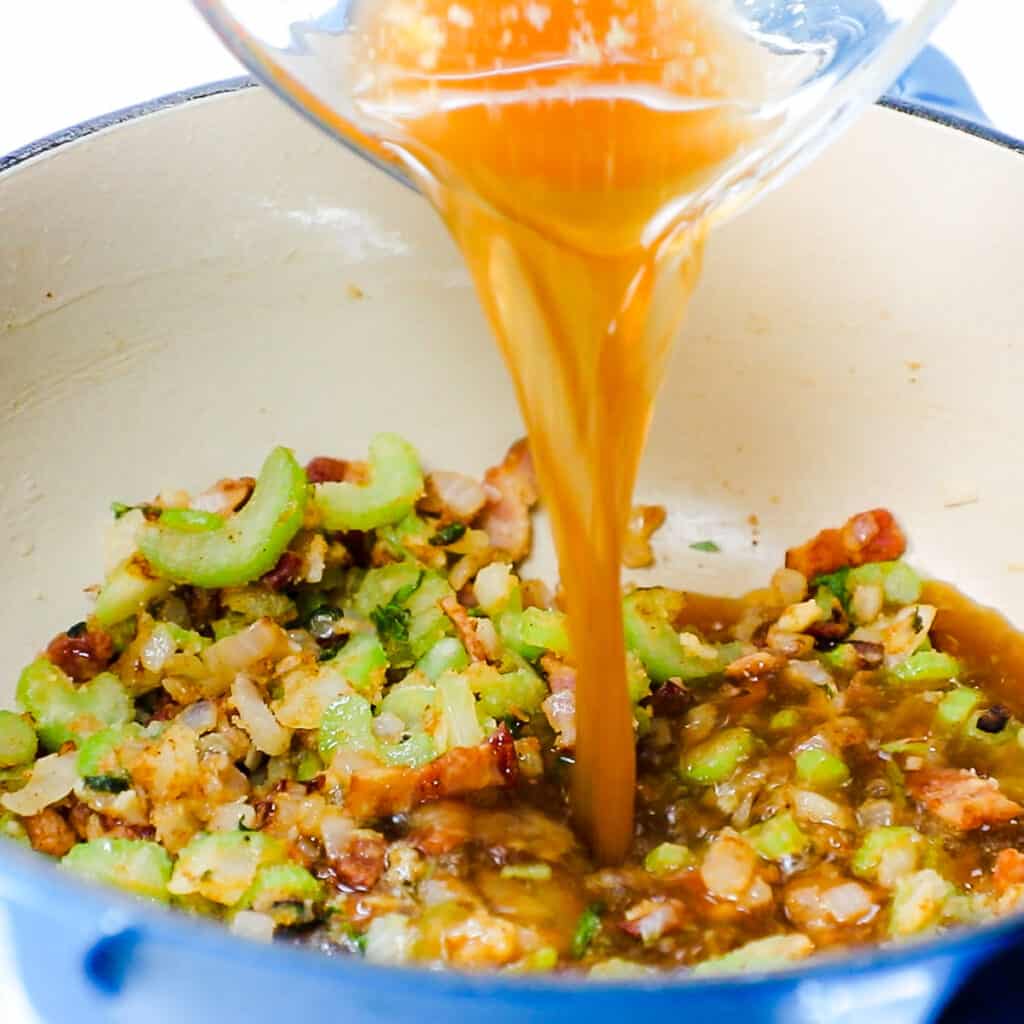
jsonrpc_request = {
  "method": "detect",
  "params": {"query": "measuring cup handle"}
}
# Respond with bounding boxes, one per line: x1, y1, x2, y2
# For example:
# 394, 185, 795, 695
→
886, 44, 990, 127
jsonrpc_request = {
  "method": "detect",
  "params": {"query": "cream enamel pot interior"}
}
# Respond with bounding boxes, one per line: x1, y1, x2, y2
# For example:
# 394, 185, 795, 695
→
0, 80, 1023, 1024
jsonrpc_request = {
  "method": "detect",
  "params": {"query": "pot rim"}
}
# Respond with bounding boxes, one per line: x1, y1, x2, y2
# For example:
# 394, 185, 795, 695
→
1, 75, 1023, 996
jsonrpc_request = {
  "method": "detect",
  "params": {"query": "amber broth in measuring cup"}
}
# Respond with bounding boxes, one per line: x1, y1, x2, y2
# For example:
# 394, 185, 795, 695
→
349, 0, 769, 862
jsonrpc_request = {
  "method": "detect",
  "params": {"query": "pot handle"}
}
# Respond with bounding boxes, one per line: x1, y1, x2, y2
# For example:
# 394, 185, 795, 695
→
885, 44, 990, 128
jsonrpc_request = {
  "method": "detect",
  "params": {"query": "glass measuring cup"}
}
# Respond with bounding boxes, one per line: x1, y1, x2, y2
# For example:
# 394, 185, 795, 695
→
192, 0, 954, 227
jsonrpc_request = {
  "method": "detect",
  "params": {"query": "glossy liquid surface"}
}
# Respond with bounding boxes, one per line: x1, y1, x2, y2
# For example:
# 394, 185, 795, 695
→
352, 0, 765, 861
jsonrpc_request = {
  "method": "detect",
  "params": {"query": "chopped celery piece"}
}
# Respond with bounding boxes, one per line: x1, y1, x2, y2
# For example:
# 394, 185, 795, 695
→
168, 830, 287, 905
437, 671, 485, 750
693, 934, 814, 976
158, 507, 223, 532
746, 812, 809, 860
822, 644, 859, 672
139, 447, 307, 588
295, 750, 323, 781
644, 842, 695, 876
571, 905, 603, 959
16, 659, 133, 751
417, 637, 470, 681
0, 711, 37, 768
520, 946, 559, 972
380, 684, 437, 730
327, 632, 388, 699
882, 562, 923, 605
62, 838, 172, 902
469, 662, 547, 720
889, 651, 961, 685
623, 588, 685, 683
852, 827, 923, 882
222, 587, 297, 625
965, 708, 1016, 746
794, 749, 850, 790
888, 869, 952, 938
405, 573, 455, 660
381, 730, 436, 768
76, 723, 145, 779
769, 709, 801, 731
500, 608, 570, 659
500, 863, 553, 881
94, 558, 173, 628
623, 589, 725, 684
680, 727, 755, 785
242, 863, 323, 925
314, 433, 423, 531
319, 694, 377, 760
936, 687, 983, 729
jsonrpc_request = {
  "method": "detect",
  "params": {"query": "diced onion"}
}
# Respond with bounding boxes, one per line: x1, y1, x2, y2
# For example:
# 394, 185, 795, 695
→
792, 788, 855, 830
231, 910, 276, 943
204, 619, 289, 685
179, 699, 218, 734
1, 752, 78, 816
822, 882, 875, 924
231, 675, 291, 756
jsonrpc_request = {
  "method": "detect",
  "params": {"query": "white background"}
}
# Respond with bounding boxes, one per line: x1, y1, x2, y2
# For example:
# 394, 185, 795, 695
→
0, 0, 1023, 156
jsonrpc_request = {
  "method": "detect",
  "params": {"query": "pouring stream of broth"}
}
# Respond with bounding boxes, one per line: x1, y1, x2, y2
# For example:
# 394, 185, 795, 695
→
348, 0, 768, 863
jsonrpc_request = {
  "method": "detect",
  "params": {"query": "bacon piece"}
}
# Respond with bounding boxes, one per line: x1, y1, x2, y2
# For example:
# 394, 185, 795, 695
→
540, 654, 576, 750
344, 729, 517, 820
477, 439, 538, 562
419, 471, 488, 522
46, 625, 115, 682
994, 849, 1024, 893
440, 595, 490, 662
620, 898, 687, 942
304, 457, 371, 485
907, 769, 1022, 831
409, 800, 474, 856
786, 509, 906, 580
647, 679, 693, 718
329, 828, 387, 891
191, 477, 255, 515
724, 650, 786, 683
622, 505, 667, 569
261, 551, 303, 591
23, 807, 77, 857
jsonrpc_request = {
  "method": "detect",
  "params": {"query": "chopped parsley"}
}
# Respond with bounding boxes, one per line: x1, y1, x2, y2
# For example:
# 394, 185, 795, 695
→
571, 904, 603, 959
690, 540, 721, 553
83, 774, 130, 794
429, 522, 468, 546
813, 567, 851, 611
370, 572, 425, 644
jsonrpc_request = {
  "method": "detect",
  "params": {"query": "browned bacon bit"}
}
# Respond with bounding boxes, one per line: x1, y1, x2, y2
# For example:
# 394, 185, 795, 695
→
104, 821, 158, 842
540, 654, 577, 749
305, 457, 371, 485
620, 898, 687, 942
907, 769, 1023, 831
477, 438, 538, 562
418, 471, 488, 522
849, 641, 885, 668
622, 505, 667, 569
724, 650, 786, 683
489, 723, 520, 784
191, 477, 255, 516
647, 678, 693, 718
46, 624, 115, 682
440, 595, 489, 662
994, 849, 1024, 893
409, 800, 474, 856
785, 509, 906, 580
262, 550, 303, 591
345, 735, 516, 819
23, 807, 77, 857
329, 829, 388, 891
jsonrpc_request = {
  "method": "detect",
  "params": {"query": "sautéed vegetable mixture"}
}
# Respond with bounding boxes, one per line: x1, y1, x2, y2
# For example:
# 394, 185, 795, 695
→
3, 436, 1024, 975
